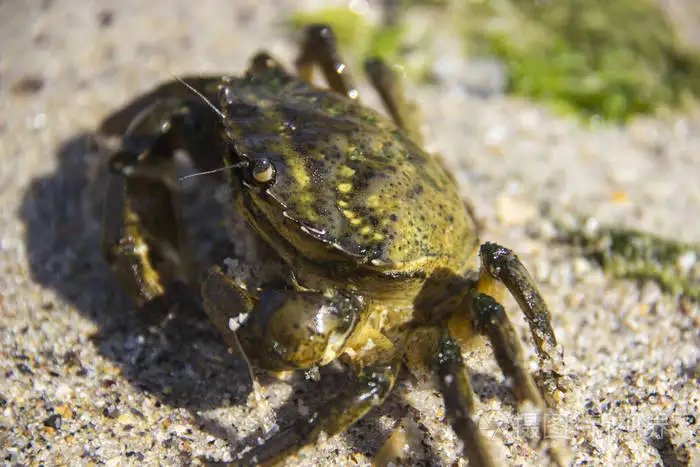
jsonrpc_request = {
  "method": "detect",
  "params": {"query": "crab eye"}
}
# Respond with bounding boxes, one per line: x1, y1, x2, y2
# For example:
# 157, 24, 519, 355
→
252, 158, 275, 183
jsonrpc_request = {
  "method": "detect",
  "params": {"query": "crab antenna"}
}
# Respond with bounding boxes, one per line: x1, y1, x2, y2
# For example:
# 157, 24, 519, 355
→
179, 161, 249, 181
169, 72, 226, 120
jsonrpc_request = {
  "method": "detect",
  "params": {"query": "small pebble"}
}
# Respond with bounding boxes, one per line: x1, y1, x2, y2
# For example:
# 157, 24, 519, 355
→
44, 413, 62, 429
16, 363, 34, 375
54, 403, 73, 419
495, 193, 537, 226
10, 75, 45, 95
677, 251, 697, 274
117, 412, 135, 425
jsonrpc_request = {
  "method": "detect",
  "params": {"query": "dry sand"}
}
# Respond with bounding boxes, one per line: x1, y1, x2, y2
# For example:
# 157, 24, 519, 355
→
1, 1, 698, 465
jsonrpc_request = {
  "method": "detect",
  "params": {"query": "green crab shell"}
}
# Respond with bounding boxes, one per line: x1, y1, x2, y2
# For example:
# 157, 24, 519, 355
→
220, 74, 477, 277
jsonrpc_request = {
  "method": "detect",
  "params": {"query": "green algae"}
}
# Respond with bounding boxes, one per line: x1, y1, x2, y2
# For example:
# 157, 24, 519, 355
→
459, 0, 700, 122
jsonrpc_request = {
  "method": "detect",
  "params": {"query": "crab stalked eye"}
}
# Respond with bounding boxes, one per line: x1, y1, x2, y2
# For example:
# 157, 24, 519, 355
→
252, 157, 275, 183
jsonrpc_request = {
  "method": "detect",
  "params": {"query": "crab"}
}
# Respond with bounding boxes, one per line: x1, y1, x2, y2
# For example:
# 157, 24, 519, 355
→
99, 24, 566, 466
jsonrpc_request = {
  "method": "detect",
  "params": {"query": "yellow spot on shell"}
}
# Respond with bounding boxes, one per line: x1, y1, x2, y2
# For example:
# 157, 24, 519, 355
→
342, 209, 356, 219
299, 192, 314, 204
351, 218, 363, 226
337, 200, 349, 208
339, 165, 356, 177
288, 157, 310, 188
338, 183, 352, 193
373, 233, 384, 241
367, 195, 380, 208
360, 226, 372, 235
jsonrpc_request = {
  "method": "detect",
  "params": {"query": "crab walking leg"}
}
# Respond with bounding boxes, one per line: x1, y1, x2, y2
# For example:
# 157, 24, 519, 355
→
364, 58, 424, 146
235, 359, 402, 466
469, 291, 545, 409
102, 100, 191, 306
295, 24, 360, 99
471, 254, 571, 465
101, 96, 225, 307
478, 242, 558, 362
102, 174, 168, 305
436, 331, 497, 467
99, 77, 220, 138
